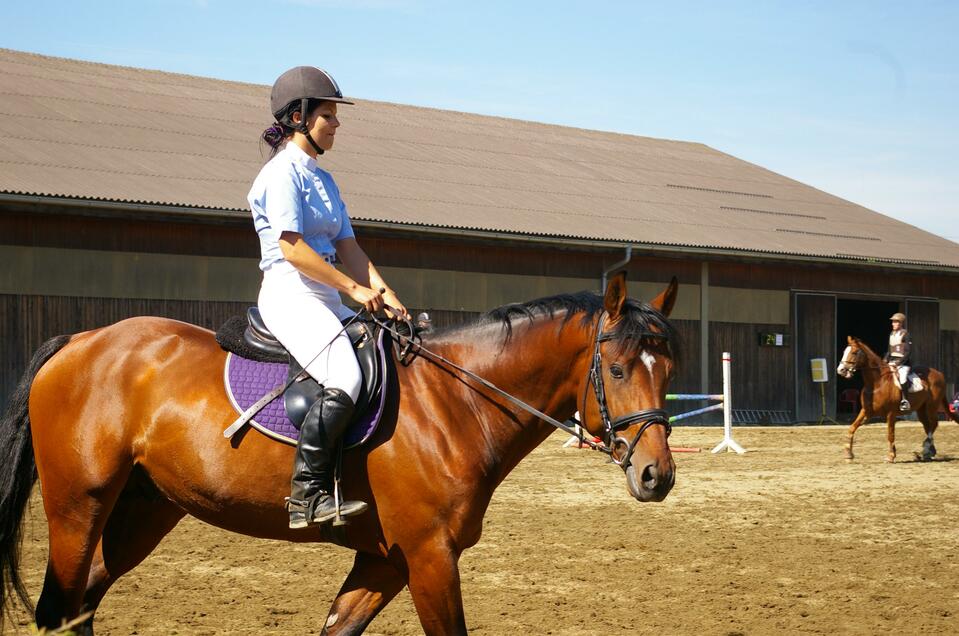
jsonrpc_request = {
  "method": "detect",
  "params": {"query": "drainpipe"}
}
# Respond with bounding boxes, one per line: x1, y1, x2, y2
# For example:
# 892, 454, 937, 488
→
600, 246, 633, 290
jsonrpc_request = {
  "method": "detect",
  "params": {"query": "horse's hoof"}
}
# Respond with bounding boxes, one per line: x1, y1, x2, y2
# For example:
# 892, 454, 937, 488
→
885, 455, 896, 463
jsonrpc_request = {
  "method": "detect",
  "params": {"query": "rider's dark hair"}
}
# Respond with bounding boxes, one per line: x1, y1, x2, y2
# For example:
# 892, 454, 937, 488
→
260, 98, 326, 159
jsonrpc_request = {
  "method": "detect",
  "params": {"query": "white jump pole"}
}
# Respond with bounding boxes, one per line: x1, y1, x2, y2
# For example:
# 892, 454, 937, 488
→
711, 351, 745, 454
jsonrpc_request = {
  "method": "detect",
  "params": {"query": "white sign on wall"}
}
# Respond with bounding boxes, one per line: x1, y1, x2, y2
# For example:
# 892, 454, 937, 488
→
810, 358, 829, 383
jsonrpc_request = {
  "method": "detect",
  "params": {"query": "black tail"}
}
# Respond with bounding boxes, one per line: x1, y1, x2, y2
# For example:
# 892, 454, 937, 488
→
0, 335, 71, 626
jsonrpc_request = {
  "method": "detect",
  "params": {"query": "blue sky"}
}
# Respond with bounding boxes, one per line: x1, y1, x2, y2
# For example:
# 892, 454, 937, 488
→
6, 0, 957, 242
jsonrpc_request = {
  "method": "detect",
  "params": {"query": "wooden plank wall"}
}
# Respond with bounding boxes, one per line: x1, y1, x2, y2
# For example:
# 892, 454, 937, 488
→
663, 318, 705, 422
7, 208, 959, 424
794, 294, 837, 422
906, 299, 941, 368
0, 294, 249, 408
710, 261, 959, 299
1, 209, 259, 257
941, 330, 959, 398
708, 321, 793, 416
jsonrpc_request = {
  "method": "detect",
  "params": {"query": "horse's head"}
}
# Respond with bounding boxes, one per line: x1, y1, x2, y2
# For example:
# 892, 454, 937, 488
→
837, 336, 864, 379
579, 272, 678, 503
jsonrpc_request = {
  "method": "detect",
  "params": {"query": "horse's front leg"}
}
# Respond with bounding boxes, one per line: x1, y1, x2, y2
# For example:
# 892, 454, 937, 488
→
406, 538, 468, 635
885, 412, 898, 463
322, 551, 408, 636
844, 408, 868, 460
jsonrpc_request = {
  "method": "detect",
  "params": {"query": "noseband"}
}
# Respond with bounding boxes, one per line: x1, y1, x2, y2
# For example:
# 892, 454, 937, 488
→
587, 313, 671, 471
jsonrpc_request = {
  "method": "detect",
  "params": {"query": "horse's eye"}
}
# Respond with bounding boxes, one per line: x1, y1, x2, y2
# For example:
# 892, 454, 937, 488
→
609, 365, 624, 379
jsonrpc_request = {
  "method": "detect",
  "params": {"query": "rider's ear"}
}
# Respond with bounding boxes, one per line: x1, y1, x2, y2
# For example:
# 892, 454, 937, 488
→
604, 271, 627, 320
649, 277, 678, 317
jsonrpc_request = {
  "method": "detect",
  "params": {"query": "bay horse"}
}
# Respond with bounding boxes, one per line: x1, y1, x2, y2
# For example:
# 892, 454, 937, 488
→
0, 272, 679, 635
837, 336, 958, 462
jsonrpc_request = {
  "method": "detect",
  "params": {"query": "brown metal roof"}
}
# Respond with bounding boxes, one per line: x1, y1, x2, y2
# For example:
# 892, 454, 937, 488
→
2, 47, 958, 269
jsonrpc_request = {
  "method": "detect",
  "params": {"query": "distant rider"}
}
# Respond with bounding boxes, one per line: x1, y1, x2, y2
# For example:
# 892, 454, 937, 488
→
883, 312, 912, 411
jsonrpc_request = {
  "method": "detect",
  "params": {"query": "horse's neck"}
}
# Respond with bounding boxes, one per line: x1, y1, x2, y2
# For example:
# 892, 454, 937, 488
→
857, 345, 888, 387
427, 319, 591, 481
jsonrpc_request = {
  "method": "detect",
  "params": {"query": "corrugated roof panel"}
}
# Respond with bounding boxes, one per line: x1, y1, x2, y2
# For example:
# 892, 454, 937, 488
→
0, 48, 957, 268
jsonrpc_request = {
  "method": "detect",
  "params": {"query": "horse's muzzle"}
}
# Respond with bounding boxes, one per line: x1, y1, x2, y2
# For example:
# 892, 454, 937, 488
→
625, 456, 675, 502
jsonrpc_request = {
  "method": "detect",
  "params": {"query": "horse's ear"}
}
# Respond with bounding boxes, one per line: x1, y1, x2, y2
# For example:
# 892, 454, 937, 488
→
603, 271, 627, 320
649, 276, 678, 317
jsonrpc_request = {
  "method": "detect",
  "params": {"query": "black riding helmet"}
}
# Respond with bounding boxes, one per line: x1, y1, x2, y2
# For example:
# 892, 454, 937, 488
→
271, 66, 354, 155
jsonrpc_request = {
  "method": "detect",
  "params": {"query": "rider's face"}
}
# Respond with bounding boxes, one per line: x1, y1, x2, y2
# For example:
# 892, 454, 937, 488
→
891, 320, 901, 330
305, 102, 339, 152
292, 101, 340, 154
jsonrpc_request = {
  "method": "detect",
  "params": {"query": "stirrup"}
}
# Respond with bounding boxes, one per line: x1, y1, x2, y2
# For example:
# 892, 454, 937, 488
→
285, 493, 367, 529
286, 497, 312, 530
310, 493, 368, 525
900, 399, 911, 411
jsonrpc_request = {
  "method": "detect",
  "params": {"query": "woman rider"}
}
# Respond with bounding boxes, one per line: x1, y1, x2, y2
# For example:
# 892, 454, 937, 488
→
884, 312, 912, 411
249, 66, 410, 529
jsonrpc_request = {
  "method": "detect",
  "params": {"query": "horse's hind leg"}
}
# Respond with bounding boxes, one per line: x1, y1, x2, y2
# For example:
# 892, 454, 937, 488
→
81, 482, 186, 632
35, 470, 129, 633
918, 402, 939, 461
322, 552, 407, 635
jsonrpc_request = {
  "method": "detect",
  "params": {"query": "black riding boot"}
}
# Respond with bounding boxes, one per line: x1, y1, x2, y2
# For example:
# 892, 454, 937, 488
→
899, 389, 911, 411
287, 387, 368, 529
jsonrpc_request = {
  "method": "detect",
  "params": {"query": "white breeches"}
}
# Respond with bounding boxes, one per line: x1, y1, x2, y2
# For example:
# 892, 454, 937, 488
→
889, 364, 911, 386
258, 266, 362, 402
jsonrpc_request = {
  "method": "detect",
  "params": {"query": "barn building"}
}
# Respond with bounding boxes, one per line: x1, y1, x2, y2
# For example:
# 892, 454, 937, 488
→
2, 48, 958, 422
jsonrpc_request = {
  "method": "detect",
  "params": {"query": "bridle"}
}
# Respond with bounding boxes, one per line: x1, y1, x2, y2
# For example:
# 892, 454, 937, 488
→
837, 345, 861, 377
584, 312, 672, 471
368, 308, 673, 472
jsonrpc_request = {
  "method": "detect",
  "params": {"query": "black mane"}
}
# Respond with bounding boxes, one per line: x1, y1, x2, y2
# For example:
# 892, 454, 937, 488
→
433, 290, 678, 357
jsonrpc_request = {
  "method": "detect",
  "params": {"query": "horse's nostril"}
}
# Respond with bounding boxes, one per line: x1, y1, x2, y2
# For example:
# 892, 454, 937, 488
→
641, 464, 658, 488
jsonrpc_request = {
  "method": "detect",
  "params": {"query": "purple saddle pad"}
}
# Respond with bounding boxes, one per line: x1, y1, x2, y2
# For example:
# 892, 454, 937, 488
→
223, 350, 387, 448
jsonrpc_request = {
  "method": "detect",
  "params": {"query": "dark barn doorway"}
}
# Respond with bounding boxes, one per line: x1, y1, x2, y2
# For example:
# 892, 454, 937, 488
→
836, 298, 899, 418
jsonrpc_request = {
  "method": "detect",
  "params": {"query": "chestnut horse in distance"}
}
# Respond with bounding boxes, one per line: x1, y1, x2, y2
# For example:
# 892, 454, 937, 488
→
837, 336, 958, 462
1, 273, 679, 635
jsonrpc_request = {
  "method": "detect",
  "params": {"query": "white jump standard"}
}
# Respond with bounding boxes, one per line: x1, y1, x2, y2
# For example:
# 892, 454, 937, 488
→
666, 351, 744, 454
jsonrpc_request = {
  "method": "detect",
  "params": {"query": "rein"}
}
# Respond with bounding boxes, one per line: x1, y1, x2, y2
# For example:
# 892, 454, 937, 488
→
369, 309, 672, 469
842, 348, 893, 376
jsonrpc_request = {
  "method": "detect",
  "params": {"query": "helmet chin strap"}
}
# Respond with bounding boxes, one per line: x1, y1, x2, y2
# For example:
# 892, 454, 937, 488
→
296, 97, 325, 156
303, 131, 325, 156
